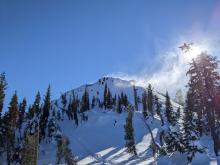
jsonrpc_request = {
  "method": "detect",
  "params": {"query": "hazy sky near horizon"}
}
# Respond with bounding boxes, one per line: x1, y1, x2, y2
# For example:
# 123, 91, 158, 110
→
0, 0, 220, 105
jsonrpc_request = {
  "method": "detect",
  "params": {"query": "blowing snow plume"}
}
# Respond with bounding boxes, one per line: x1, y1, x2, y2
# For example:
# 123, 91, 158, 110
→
110, 30, 220, 96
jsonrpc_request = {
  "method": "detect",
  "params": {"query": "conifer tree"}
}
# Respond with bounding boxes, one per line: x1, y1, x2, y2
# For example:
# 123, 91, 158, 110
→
72, 94, 79, 126
8, 92, 19, 127
39, 85, 51, 141
113, 94, 117, 107
106, 88, 113, 109
61, 93, 67, 120
48, 116, 58, 139
0, 72, 7, 119
165, 92, 176, 126
176, 107, 181, 119
142, 90, 147, 118
103, 84, 108, 109
182, 102, 204, 162
67, 99, 73, 120
124, 106, 137, 155
80, 87, 90, 113
147, 84, 154, 115
133, 85, 138, 111
28, 92, 41, 119
91, 96, 96, 109
186, 53, 220, 155
22, 132, 39, 165
33, 92, 41, 117
56, 136, 77, 165
2, 111, 16, 164
116, 96, 122, 114
120, 92, 129, 107
18, 98, 27, 130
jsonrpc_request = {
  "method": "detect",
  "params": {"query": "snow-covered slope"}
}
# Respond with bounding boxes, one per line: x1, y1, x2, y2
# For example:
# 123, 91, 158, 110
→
38, 77, 219, 165
52, 77, 180, 110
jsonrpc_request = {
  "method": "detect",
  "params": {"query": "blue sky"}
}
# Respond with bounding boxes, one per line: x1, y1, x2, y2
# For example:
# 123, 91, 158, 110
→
0, 0, 219, 105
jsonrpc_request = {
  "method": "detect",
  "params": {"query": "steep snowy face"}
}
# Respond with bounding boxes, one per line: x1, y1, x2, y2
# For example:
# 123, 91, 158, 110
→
38, 77, 186, 165
52, 76, 180, 110
52, 77, 138, 107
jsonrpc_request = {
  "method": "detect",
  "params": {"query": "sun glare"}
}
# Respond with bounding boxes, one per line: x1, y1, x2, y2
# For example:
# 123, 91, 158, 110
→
182, 45, 207, 62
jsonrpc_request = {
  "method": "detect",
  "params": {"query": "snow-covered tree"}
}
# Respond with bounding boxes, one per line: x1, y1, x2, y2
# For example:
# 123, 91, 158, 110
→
142, 90, 147, 118
165, 92, 177, 126
124, 106, 137, 155
133, 85, 138, 111
80, 87, 90, 112
39, 85, 51, 141
56, 136, 77, 165
0, 72, 7, 119
147, 84, 154, 115
116, 96, 122, 114
61, 93, 67, 120
186, 52, 220, 155
8, 92, 19, 127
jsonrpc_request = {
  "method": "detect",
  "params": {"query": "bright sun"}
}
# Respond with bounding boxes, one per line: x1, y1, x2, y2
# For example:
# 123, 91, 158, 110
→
182, 45, 206, 62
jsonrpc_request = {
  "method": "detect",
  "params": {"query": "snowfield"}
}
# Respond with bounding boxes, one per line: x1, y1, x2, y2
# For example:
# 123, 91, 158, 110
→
37, 77, 220, 165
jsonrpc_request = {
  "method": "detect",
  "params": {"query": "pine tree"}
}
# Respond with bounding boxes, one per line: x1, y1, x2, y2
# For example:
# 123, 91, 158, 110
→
113, 94, 117, 107
120, 92, 129, 107
106, 88, 113, 109
91, 96, 96, 109
61, 93, 67, 120
116, 96, 122, 114
8, 92, 19, 127
142, 90, 148, 118
176, 107, 181, 119
56, 136, 77, 165
124, 106, 137, 155
28, 92, 41, 119
0, 72, 7, 119
22, 132, 39, 165
186, 53, 220, 155
147, 84, 154, 115
80, 87, 90, 113
133, 85, 138, 111
33, 92, 41, 117
48, 115, 58, 140
72, 94, 79, 126
2, 111, 16, 165
182, 101, 204, 162
5, 126, 15, 165
18, 98, 27, 130
154, 95, 164, 126
103, 84, 108, 109
165, 92, 176, 126
67, 99, 73, 120
39, 85, 51, 141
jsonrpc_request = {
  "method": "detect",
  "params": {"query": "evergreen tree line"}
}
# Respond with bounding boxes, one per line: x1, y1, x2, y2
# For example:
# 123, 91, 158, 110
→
125, 83, 203, 162
136, 52, 220, 162
0, 75, 76, 165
